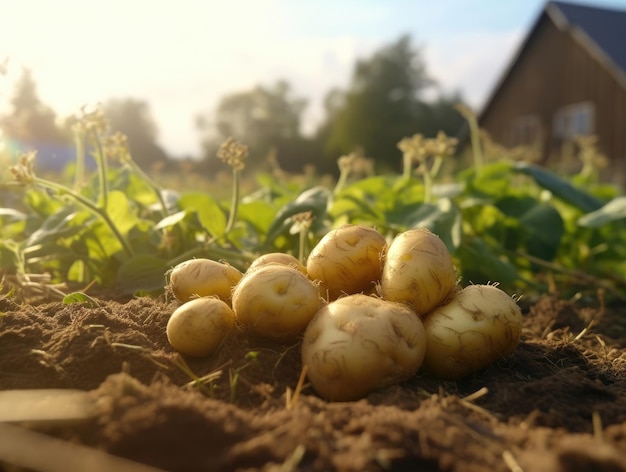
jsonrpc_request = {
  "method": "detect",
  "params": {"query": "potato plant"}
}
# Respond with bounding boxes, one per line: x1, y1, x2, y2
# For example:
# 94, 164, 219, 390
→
6, 112, 620, 405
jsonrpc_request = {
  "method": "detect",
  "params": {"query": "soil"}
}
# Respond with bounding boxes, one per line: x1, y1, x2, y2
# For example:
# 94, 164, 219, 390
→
0, 292, 625, 472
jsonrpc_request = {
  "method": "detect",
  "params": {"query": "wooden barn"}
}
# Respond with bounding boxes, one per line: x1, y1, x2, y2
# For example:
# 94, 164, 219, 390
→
478, 0, 626, 183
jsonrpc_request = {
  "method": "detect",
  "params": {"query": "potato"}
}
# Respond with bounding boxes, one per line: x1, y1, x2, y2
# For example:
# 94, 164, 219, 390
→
421, 284, 523, 379
380, 228, 457, 316
166, 297, 235, 357
306, 224, 386, 301
169, 258, 243, 303
302, 294, 427, 402
247, 252, 307, 275
232, 264, 321, 339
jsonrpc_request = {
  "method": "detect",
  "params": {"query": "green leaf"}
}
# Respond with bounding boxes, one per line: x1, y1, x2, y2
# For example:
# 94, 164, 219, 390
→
237, 200, 279, 235
24, 188, 65, 216
63, 292, 99, 307
578, 196, 626, 228
432, 182, 465, 199
154, 210, 188, 231
404, 199, 462, 251
519, 203, 564, 260
330, 191, 384, 223
457, 237, 519, 287
264, 186, 331, 246
115, 254, 169, 294
513, 162, 604, 212
105, 190, 140, 236
178, 193, 227, 237
462, 161, 514, 198
496, 196, 564, 260
26, 209, 93, 248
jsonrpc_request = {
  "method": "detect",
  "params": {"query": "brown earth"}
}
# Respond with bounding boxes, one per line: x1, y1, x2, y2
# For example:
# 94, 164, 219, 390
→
0, 292, 625, 472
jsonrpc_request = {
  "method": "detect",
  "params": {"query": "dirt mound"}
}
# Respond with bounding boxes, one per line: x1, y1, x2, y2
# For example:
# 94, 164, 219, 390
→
0, 294, 625, 471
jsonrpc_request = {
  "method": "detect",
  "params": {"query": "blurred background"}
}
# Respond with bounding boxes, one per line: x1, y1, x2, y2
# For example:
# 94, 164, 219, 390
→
2, 0, 626, 183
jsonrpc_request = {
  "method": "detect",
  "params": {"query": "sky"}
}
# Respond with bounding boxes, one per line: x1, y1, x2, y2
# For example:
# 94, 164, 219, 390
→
2, 0, 626, 157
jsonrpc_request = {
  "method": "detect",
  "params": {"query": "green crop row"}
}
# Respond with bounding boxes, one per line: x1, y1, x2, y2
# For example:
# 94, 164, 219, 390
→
1, 109, 625, 302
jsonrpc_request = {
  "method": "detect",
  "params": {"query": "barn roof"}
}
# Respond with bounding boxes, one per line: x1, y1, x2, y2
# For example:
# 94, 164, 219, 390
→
549, 1, 626, 74
479, 1, 626, 117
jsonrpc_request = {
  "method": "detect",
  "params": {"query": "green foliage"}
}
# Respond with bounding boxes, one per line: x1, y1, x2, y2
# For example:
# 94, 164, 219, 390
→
197, 80, 316, 172
102, 98, 169, 169
320, 35, 466, 169
0, 68, 69, 146
2, 108, 626, 301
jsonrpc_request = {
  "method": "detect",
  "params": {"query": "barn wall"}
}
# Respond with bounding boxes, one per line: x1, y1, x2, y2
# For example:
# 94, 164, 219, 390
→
479, 14, 626, 183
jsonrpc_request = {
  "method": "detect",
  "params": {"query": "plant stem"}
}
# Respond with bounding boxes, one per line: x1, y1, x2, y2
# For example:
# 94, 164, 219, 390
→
334, 167, 350, 195
402, 154, 413, 180
430, 155, 444, 180
420, 164, 433, 203
224, 168, 240, 235
90, 128, 110, 209
467, 113, 484, 174
33, 177, 135, 257
73, 129, 86, 192
298, 226, 307, 265
513, 250, 626, 300
125, 155, 168, 218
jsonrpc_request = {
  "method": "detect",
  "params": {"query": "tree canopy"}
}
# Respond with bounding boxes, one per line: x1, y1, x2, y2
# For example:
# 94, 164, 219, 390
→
197, 80, 319, 172
103, 98, 169, 170
319, 35, 465, 170
0, 68, 68, 146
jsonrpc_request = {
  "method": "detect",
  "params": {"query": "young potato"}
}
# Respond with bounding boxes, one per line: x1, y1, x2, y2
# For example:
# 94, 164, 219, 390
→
421, 284, 523, 379
380, 228, 457, 316
302, 294, 427, 402
247, 252, 307, 275
232, 264, 321, 339
166, 297, 235, 357
168, 258, 243, 303
306, 224, 386, 301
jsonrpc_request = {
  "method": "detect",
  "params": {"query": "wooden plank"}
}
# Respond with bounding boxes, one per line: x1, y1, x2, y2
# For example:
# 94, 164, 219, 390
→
0, 422, 165, 472
0, 389, 94, 425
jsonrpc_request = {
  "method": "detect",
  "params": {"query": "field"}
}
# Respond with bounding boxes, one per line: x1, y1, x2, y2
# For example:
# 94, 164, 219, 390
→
1, 119, 626, 471
0, 293, 625, 471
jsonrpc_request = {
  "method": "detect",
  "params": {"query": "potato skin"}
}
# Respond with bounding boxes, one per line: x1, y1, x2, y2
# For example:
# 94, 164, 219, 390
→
380, 228, 457, 316
306, 224, 386, 301
166, 297, 235, 357
232, 264, 321, 339
169, 258, 243, 303
247, 252, 307, 275
301, 294, 427, 402
421, 284, 523, 379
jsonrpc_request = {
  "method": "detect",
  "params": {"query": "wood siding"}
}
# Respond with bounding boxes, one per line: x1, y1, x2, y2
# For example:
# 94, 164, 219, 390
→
479, 14, 626, 182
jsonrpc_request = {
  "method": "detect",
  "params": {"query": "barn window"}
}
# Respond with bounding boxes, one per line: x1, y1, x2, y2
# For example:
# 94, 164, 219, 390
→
512, 114, 542, 146
553, 102, 595, 140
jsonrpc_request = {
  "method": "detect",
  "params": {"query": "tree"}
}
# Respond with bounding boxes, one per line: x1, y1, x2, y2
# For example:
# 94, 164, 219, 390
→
198, 80, 315, 171
103, 98, 169, 170
319, 35, 465, 170
0, 68, 68, 146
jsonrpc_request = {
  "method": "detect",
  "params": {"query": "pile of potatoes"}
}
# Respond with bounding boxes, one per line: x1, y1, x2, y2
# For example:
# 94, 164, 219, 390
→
166, 224, 523, 402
